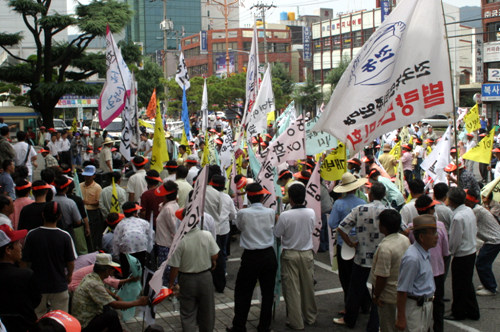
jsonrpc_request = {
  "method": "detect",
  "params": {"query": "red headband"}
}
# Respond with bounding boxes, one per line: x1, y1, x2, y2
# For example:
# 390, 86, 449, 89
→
123, 204, 142, 213
164, 165, 178, 169
132, 158, 148, 167
32, 184, 51, 191
146, 175, 163, 183
415, 200, 439, 211
185, 159, 198, 164
236, 177, 247, 190
15, 182, 32, 190
247, 188, 271, 196
278, 170, 291, 179
348, 159, 361, 166
58, 178, 72, 189
466, 194, 479, 203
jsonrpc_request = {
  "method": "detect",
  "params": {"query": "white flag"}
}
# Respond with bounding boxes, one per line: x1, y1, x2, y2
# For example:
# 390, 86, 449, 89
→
149, 166, 208, 294
256, 157, 277, 210
420, 125, 451, 183
243, 25, 260, 125
219, 123, 234, 171
98, 25, 132, 128
313, 0, 452, 154
247, 66, 275, 138
120, 72, 139, 161
175, 52, 190, 90
201, 78, 208, 133
305, 161, 322, 253
264, 116, 306, 166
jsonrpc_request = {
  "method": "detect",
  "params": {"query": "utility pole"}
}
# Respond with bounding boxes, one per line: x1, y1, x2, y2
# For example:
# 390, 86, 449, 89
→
250, 2, 276, 66
208, 0, 239, 78
160, 0, 172, 115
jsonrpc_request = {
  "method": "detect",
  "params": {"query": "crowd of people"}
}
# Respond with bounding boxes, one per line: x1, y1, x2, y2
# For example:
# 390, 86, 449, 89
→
0, 114, 499, 332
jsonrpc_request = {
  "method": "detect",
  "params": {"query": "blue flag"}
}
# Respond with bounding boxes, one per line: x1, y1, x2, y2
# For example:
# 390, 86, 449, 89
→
181, 86, 191, 140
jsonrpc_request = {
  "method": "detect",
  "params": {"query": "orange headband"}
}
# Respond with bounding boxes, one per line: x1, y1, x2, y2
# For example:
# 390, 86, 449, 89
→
15, 182, 32, 190
32, 184, 51, 191
247, 188, 271, 196
123, 204, 142, 213
58, 178, 72, 189
466, 194, 479, 203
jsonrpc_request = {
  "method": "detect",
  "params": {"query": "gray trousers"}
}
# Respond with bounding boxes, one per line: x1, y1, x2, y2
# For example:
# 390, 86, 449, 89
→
179, 270, 215, 332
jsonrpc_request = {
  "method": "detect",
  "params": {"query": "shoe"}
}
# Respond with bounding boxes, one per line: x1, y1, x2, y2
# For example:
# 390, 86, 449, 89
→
477, 284, 484, 290
476, 288, 496, 296
443, 315, 463, 321
333, 317, 346, 325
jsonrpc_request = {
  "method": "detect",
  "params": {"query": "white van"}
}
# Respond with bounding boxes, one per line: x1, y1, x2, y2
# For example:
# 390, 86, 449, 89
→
90, 117, 122, 140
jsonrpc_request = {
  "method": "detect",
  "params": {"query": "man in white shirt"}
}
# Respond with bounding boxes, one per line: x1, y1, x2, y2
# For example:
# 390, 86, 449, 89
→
464, 133, 477, 172
13, 131, 37, 180
209, 175, 236, 293
226, 183, 277, 332
185, 155, 200, 186
274, 183, 317, 330
126, 156, 148, 203
490, 147, 500, 179
444, 188, 480, 321
138, 133, 152, 159
400, 179, 425, 228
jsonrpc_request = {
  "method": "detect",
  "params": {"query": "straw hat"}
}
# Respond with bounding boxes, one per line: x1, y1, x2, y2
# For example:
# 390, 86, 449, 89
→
383, 143, 391, 152
333, 172, 368, 193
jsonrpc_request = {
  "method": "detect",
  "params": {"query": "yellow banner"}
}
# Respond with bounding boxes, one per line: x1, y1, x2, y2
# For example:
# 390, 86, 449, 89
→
202, 131, 210, 166
481, 176, 500, 202
462, 128, 495, 164
150, 107, 169, 172
110, 177, 120, 214
464, 104, 481, 133
139, 119, 153, 128
180, 129, 191, 156
389, 141, 401, 160
320, 142, 346, 181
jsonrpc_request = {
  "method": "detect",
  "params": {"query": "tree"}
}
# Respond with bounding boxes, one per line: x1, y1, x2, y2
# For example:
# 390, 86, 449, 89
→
292, 74, 322, 117
135, 57, 165, 108
271, 62, 293, 110
324, 57, 350, 102
0, 0, 133, 127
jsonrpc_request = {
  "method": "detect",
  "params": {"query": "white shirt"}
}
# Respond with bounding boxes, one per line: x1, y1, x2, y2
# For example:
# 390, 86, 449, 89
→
449, 204, 477, 257
126, 169, 147, 204
186, 166, 199, 186
274, 207, 315, 251
465, 139, 476, 152
56, 138, 70, 152
13, 142, 37, 175
400, 198, 418, 228
414, 145, 425, 158
47, 141, 58, 156
0, 213, 12, 228
495, 162, 500, 179
235, 202, 275, 250
219, 192, 237, 236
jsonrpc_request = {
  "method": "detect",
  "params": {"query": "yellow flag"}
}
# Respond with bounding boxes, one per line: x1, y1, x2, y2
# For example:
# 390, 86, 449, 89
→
395, 159, 405, 194
464, 104, 481, 133
150, 106, 169, 172
71, 118, 78, 133
462, 128, 495, 164
267, 110, 275, 125
180, 129, 191, 156
110, 177, 120, 214
320, 142, 346, 181
139, 119, 153, 128
202, 131, 210, 166
389, 141, 401, 160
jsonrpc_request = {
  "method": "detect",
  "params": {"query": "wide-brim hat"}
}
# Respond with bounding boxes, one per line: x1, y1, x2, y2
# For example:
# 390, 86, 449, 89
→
383, 143, 391, 152
334, 172, 368, 193
103, 137, 114, 145
412, 215, 437, 230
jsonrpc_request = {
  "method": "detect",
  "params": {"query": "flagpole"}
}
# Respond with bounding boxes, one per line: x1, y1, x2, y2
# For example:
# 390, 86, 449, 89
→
441, 1, 460, 186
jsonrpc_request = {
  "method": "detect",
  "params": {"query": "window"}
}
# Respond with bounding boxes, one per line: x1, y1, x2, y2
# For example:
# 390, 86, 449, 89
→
487, 22, 500, 42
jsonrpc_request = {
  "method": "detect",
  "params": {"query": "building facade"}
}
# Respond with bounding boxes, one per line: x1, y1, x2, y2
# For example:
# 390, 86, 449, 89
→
181, 28, 292, 78
481, 0, 500, 125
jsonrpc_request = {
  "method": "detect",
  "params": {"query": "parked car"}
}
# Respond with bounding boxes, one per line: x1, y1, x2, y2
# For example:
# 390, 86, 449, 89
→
53, 119, 71, 132
421, 114, 450, 128
90, 117, 122, 140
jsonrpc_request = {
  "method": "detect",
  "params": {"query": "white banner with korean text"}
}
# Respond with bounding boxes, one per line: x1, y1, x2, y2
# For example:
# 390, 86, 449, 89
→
264, 116, 306, 166
305, 160, 322, 253
246, 66, 275, 138
150, 166, 208, 294
306, 116, 338, 155
420, 126, 451, 184
312, 0, 453, 155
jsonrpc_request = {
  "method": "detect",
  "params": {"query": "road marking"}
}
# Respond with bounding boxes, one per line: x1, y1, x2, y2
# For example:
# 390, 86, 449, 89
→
129, 287, 344, 322
444, 320, 483, 332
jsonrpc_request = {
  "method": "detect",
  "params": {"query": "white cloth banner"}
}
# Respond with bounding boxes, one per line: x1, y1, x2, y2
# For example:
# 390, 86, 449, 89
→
420, 125, 451, 184
98, 25, 132, 128
256, 156, 278, 210
201, 78, 208, 133
220, 123, 234, 171
276, 101, 297, 136
305, 160, 322, 253
306, 116, 338, 155
312, 0, 453, 154
247, 66, 275, 138
175, 52, 190, 90
243, 25, 260, 126
264, 116, 306, 166
120, 72, 139, 161
149, 166, 208, 294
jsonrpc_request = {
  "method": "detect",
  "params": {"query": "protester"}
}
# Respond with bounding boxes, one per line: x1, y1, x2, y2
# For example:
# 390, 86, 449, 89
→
396, 215, 437, 332
274, 183, 317, 330
72, 253, 148, 331
13, 131, 37, 181
0, 224, 41, 332
227, 183, 277, 332
0, 126, 15, 167
127, 156, 148, 203
400, 179, 425, 227
99, 137, 114, 173
370, 209, 410, 332
0, 195, 14, 228
11, 179, 33, 229
445, 187, 480, 321
18, 181, 51, 231
99, 171, 127, 217
22, 201, 77, 317
80, 165, 103, 252
0, 160, 15, 200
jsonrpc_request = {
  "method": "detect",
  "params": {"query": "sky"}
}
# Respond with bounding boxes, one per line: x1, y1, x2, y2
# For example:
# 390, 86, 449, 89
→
239, 0, 481, 27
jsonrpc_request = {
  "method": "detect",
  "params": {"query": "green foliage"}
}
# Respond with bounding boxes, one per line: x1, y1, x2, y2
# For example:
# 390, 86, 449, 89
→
135, 57, 164, 107
118, 40, 142, 65
292, 74, 322, 116
324, 57, 350, 102
0, 0, 133, 127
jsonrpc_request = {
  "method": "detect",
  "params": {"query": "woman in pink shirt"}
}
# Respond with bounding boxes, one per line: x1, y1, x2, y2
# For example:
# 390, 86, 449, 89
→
10, 180, 34, 229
